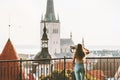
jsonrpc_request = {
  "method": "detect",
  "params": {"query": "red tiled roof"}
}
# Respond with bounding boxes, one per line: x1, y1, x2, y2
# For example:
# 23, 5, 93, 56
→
54, 60, 74, 71
87, 70, 105, 80
0, 39, 25, 80
0, 39, 19, 60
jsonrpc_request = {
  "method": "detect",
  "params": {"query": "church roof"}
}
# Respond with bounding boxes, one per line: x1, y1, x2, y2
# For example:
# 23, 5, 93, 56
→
54, 52, 73, 58
34, 48, 51, 59
60, 38, 74, 46
34, 48, 51, 64
0, 39, 19, 60
45, 0, 56, 22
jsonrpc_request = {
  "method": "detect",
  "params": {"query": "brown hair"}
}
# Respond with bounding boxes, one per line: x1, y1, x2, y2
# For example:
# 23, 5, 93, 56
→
74, 44, 85, 59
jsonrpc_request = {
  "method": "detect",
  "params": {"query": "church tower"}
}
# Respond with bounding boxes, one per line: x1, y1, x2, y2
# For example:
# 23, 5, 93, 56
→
40, 0, 60, 56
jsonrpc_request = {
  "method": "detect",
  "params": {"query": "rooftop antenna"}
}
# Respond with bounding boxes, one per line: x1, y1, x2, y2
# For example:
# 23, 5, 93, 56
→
8, 24, 11, 39
8, 15, 11, 39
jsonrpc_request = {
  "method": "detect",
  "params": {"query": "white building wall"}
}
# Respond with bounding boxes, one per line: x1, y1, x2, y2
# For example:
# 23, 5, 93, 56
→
40, 22, 60, 56
61, 45, 70, 53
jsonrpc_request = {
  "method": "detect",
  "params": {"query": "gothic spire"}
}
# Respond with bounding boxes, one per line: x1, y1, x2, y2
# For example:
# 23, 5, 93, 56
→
34, 21, 51, 63
70, 32, 72, 40
82, 37, 85, 47
45, 0, 56, 22
41, 22, 48, 40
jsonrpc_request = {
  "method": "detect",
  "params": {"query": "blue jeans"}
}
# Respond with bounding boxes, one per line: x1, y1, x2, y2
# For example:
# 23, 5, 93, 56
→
74, 63, 85, 80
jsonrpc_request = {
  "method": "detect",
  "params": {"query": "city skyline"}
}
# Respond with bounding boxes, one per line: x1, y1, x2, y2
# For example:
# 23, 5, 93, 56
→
0, 0, 120, 51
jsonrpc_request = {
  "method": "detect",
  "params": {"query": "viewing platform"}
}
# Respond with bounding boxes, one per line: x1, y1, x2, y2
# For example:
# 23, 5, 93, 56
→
0, 57, 120, 80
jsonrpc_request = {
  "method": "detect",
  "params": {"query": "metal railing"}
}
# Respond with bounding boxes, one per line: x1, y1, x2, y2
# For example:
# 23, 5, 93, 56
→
0, 57, 120, 80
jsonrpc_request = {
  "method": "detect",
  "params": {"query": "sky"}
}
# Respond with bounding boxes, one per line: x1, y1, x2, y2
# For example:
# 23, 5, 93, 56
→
0, 0, 120, 51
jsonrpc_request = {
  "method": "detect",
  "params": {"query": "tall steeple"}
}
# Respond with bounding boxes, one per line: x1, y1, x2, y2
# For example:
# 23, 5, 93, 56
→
82, 37, 85, 47
45, 0, 56, 22
40, 0, 60, 55
70, 32, 72, 40
41, 22, 48, 42
34, 22, 51, 63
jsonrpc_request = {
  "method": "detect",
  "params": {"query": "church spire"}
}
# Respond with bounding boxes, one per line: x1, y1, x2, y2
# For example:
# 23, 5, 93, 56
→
82, 37, 85, 47
41, 22, 48, 41
45, 0, 56, 22
70, 32, 72, 40
34, 21, 51, 63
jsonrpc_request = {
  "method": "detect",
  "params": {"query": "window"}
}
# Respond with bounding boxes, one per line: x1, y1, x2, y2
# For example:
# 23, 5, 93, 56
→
56, 41, 58, 44
65, 48, 66, 52
53, 29, 58, 33
61, 48, 62, 53
53, 41, 58, 44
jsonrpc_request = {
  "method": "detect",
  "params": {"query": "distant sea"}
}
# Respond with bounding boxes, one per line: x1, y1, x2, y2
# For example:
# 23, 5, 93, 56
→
15, 45, 40, 54
0, 45, 120, 54
87, 45, 120, 50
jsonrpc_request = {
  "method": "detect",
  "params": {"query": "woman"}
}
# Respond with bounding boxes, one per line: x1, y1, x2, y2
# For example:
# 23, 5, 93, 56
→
72, 44, 90, 80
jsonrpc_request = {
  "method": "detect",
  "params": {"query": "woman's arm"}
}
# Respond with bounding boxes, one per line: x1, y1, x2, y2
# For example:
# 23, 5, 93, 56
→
72, 53, 75, 66
83, 47, 90, 54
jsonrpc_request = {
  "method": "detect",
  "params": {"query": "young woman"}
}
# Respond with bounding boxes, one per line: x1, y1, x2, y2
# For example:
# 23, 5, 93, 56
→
72, 44, 90, 80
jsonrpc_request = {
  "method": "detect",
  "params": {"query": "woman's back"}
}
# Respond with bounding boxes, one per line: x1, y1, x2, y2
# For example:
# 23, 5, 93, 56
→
72, 44, 90, 80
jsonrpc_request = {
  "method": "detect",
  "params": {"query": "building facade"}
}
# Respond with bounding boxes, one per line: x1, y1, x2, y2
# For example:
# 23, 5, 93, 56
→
40, 0, 74, 57
40, 0, 60, 56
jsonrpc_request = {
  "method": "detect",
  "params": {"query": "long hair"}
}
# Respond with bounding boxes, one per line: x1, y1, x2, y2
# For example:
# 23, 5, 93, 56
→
75, 44, 85, 59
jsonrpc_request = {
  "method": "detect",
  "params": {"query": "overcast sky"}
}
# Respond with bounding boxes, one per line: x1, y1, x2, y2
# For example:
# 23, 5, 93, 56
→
0, 0, 120, 50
